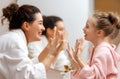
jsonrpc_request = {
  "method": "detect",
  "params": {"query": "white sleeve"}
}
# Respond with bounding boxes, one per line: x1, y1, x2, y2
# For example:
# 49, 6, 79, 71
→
27, 41, 42, 58
0, 42, 47, 79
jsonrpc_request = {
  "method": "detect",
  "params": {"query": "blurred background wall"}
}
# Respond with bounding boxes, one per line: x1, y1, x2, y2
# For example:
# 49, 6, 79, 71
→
95, 0, 120, 14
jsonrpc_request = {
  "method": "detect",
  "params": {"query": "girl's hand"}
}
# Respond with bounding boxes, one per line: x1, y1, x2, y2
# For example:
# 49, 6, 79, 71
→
74, 38, 85, 68
66, 42, 80, 69
66, 38, 85, 69
74, 38, 84, 60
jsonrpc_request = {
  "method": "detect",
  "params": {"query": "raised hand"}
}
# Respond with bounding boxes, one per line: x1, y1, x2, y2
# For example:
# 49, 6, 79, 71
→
74, 38, 84, 60
74, 38, 85, 68
66, 42, 80, 69
48, 27, 67, 56
66, 38, 85, 69
38, 27, 67, 70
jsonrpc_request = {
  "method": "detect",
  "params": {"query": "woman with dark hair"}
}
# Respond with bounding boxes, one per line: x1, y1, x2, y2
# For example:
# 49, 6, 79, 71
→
28, 15, 71, 71
0, 3, 66, 79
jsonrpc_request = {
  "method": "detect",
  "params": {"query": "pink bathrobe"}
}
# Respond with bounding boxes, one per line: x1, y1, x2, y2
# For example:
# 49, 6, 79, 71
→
72, 42, 120, 79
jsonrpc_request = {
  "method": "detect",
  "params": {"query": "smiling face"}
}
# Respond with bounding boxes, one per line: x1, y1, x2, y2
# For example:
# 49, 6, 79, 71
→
56, 21, 65, 32
22, 13, 45, 43
83, 16, 98, 42
46, 21, 65, 39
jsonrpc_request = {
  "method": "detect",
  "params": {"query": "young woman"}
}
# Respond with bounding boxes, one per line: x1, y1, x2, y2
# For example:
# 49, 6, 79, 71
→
0, 3, 66, 79
67, 12, 120, 79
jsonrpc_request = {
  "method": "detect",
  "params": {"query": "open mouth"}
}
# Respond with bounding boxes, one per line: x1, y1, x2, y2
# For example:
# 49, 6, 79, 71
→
39, 32, 42, 35
84, 33, 87, 37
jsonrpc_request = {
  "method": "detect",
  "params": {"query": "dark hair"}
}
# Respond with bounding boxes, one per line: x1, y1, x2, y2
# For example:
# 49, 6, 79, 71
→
42, 15, 63, 35
1, 3, 41, 30
93, 12, 120, 39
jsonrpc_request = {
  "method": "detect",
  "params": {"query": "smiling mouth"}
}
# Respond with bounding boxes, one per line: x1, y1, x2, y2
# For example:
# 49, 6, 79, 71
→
84, 33, 87, 37
38, 33, 42, 36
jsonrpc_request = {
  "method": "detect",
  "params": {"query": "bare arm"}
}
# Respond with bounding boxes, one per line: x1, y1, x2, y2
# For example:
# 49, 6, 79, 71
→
38, 28, 67, 71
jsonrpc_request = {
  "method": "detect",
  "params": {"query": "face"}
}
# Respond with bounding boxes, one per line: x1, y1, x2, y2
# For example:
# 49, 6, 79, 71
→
23, 13, 45, 43
47, 21, 65, 39
83, 16, 98, 42
56, 21, 65, 32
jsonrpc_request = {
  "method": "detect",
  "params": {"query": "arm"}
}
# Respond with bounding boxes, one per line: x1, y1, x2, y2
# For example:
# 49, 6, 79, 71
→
38, 28, 67, 71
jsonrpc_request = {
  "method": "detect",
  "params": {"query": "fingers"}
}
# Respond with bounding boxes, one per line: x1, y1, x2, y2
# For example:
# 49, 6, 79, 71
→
48, 28, 67, 56
66, 42, 81, 69
66, 43, 71, 56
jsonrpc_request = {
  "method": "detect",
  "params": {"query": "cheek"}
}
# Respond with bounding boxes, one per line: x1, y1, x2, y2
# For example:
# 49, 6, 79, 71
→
29, 28, 38, 37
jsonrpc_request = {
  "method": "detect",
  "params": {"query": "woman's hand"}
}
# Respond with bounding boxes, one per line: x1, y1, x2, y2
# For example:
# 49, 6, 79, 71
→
48, 27, 67, 56
38, 28, 67, 70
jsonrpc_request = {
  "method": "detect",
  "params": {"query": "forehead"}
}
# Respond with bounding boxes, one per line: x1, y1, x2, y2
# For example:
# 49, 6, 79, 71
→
34, 13, 43, 21
87, 16, 97, 26
55, 21, 64, 28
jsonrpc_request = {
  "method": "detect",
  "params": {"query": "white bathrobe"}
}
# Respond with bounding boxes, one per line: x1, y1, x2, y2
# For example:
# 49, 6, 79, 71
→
0, 29, 47, 79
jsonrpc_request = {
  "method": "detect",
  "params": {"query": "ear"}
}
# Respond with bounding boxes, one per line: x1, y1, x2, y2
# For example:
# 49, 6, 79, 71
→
21, 22, 30, 31
97, 30, 104, 36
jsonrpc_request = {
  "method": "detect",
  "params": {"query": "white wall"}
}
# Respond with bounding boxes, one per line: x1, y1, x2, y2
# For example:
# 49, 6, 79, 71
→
0, 0, 94, 60
18, 0, 93, 45
17, 0, 94, 60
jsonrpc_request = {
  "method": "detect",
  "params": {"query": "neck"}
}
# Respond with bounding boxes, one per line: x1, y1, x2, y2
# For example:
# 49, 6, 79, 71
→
92, 38, 108, 47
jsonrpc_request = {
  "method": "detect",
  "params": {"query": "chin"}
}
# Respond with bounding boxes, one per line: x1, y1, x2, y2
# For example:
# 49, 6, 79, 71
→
39, 38, 42, 41
34, 38, 41, 41
38, 37, 42, 40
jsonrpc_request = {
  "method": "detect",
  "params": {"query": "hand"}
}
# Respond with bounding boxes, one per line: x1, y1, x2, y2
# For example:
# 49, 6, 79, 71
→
47, 28, 67, 56
74, 38, 85, 68
39, 28, 67, 70
66, 38, 85, 69
74, 38, 84, 60
66, 42, 80, 69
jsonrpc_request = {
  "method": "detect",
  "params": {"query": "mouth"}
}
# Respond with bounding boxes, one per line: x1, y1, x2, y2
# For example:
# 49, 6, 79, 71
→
84, 33, 87, 37
39, 32, 42, 35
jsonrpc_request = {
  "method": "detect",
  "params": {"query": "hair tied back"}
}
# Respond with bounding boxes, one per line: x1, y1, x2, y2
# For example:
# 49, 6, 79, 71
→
1, 3, 19, 24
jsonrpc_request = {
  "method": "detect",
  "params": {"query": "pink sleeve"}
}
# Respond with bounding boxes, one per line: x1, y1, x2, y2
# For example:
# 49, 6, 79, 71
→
72, 47, 118, 79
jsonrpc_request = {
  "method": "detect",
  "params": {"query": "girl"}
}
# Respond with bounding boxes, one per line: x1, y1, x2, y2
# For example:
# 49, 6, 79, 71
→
67, 12, 120, 79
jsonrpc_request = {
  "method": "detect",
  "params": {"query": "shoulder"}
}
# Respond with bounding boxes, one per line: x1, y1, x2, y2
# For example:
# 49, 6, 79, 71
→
94, 43, 112, 58
0, 30, 26, 49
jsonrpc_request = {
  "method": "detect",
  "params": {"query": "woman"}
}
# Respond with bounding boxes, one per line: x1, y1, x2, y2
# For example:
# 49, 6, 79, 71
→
0, 3, 66, 79
28, 15, 71, 71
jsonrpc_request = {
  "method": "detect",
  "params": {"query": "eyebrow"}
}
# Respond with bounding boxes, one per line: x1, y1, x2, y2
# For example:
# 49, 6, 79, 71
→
38, 20, 43, 22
